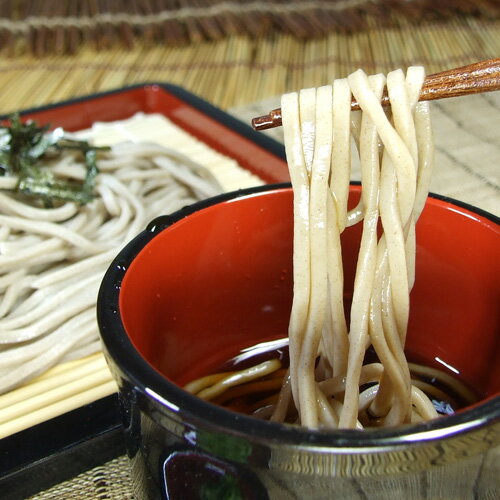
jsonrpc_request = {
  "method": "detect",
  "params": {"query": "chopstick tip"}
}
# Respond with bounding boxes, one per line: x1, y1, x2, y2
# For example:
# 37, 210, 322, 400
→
252, 108, 282, 131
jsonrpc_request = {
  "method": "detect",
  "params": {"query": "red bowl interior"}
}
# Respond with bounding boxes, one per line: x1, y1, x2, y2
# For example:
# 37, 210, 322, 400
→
120, 186, 500, 401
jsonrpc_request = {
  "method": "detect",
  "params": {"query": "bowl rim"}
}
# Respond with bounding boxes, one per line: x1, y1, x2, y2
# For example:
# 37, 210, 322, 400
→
97, 183, 500, 450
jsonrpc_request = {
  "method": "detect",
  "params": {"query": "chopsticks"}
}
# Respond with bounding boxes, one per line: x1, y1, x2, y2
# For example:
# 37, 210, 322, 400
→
251, 58, 500, 130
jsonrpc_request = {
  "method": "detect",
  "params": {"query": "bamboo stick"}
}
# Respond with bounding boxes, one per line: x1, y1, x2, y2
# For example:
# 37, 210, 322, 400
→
0, 366, 113, 423
0, 353, 109, 410
22, 352, 99, 383
0, 380, 117, 439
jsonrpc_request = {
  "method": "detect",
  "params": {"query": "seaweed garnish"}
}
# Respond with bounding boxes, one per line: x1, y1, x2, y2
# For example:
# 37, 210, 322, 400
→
0, 113, 109, 206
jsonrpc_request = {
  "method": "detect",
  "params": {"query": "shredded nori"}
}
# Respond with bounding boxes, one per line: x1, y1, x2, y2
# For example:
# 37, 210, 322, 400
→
0, 113, 109, 205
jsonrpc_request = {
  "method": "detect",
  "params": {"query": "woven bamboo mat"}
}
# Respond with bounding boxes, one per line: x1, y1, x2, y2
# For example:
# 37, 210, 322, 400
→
1, 1, 498, 54
29, 456, 134, 500
0, 17, 498, 113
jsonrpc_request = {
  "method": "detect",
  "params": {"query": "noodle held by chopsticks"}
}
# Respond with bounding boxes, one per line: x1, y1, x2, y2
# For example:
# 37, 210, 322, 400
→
187, 67, 451, 430
282, 67, 437, 429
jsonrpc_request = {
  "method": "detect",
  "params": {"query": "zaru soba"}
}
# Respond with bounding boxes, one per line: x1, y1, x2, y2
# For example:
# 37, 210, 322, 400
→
185, 67, 477, 430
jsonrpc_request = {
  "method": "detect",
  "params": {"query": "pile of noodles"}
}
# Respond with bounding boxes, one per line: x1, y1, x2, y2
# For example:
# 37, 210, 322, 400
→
187, 67, 469, 429
0, 140, 222, 394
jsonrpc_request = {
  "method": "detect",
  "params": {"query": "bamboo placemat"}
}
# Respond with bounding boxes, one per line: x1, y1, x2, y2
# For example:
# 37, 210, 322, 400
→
28, 456, 134, 500
1, 1, 498, 55
0, 17, 498, 114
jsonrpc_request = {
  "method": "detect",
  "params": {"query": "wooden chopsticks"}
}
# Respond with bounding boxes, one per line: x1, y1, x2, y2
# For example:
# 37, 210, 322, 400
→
251, 58, 500, 130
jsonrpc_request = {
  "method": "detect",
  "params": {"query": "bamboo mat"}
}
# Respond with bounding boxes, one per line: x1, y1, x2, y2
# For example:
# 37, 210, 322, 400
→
0, 17, 498, 114
28, 455, 134, 500
1, 1, 498, 54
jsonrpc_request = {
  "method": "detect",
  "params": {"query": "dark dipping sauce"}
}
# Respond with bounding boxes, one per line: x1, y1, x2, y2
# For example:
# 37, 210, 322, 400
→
200, 338, 478, 422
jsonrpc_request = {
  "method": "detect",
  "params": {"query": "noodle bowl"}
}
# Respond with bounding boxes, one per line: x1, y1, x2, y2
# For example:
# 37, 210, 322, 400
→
97, 183, 499, 500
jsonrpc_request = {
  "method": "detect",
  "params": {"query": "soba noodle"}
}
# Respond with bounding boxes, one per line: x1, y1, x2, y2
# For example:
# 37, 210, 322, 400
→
186, 67, 468, 429
0, 133, 224, 394
284, 67, 439, 428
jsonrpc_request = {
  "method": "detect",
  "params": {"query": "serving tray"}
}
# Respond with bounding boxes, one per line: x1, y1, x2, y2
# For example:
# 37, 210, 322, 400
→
0, 83, 288, 500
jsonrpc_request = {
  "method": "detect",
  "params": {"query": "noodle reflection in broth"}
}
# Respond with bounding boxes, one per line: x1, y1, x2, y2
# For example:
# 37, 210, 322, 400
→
186, 67, 474, 429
